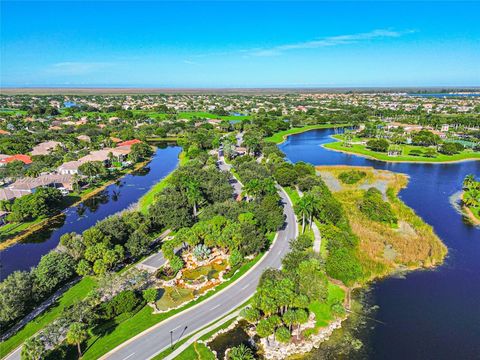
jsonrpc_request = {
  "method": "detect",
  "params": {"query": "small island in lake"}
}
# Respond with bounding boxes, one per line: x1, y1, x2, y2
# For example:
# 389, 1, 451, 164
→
316, 166, 447, 279
461, 174, 480, 225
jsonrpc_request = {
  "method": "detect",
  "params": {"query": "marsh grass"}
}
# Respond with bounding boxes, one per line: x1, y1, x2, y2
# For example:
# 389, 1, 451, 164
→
317, 166, 447, 283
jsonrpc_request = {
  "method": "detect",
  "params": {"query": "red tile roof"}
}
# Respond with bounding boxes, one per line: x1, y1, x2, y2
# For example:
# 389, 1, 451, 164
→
1, 154, 32, 165
117, 139, 141, 147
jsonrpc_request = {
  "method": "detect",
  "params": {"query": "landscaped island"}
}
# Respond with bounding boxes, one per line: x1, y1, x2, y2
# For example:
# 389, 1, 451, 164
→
324, 125, 480, 163
461, 174, 480, 225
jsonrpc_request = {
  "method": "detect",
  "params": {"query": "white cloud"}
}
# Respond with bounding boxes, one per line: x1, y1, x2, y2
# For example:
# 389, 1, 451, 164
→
45, 62, 114, 75
182, 59, 199, 65
248, 29, 415, 57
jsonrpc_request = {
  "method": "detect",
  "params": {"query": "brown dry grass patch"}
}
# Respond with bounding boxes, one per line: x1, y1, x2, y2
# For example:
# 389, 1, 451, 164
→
318, 166, 447, 281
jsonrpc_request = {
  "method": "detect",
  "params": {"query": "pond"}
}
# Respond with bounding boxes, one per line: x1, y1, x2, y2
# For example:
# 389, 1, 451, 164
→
279, 128, 480, 359
208, 320, 257, 359
0, 144, 181, 280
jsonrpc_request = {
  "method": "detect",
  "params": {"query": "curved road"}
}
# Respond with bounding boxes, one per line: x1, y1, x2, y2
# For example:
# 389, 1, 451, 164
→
101, 186, 297, 360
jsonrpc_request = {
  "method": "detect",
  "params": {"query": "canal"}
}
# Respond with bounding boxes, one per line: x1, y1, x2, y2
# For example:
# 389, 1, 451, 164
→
0, 144, 181, 280
279, 128, 480, 359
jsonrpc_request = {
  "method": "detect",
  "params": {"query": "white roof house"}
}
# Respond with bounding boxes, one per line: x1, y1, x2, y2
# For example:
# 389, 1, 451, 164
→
31, 141, 63, 156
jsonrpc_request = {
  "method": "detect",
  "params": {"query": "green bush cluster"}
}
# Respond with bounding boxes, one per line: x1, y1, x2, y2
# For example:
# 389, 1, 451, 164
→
359, 187, 398, 225
102, 290, 145, 319
338, 170, 367, 184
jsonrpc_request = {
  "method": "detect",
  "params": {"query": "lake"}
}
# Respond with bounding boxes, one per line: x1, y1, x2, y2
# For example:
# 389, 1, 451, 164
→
279, 128, 480, 359
0, 144, 181, 280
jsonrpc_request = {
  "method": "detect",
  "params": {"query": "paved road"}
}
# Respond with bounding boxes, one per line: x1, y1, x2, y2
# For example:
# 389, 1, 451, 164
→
101, 186, 297, 360
217, 155, 243, 199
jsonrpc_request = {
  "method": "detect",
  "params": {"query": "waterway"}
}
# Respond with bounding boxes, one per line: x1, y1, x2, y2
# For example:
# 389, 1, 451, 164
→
279, 128, 480, 359
0, 144, 181, 280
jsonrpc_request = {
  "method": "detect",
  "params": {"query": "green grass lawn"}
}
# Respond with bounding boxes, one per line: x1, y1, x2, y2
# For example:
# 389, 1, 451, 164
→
308, 282, 345, 328
325, 137, 480, 163
156, 287, 195, 312
129, 110, 251, 121
173, 342, 215, 360
284, 186, 301, 205
0, 220, 39, 241
0, 277, 97, 358
138, 151, 187, 213
81, 253, 263, 359
265, 124, 350, 144
138, 173, 172, 213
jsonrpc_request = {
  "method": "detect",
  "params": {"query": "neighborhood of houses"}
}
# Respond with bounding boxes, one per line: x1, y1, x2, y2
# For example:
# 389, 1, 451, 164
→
0, 139, 142, 220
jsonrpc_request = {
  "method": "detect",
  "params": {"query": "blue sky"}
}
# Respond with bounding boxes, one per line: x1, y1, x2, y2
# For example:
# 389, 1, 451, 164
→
1, 1, 479, 88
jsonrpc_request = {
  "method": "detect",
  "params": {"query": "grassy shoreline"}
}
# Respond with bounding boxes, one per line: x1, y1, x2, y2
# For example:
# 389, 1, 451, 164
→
324, 135, 480, 164
265, 124, 350, 144
460, 192, 480, 225
316, 165, 447, 283
137, 151, 186, 213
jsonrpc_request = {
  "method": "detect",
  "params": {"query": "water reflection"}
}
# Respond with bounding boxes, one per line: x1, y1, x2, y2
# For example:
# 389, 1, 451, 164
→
280, 129, 480, 359
0, 145, 181, 279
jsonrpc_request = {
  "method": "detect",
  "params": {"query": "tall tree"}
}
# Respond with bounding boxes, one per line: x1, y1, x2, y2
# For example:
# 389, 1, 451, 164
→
66, 322, 88, 358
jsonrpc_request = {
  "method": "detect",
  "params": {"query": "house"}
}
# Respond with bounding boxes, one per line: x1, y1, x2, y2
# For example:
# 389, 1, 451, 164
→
9, 173, 74, 192
31, 141, 63, 156
0, 173, 75, 201
77, 135, 91, 143
235, 146, 248, 156
0, 154, 32, 166
207, 119, 223, 126
388, 146, 402, 157
0, 188, 26, 201
117, 139, 141, 148
57, 160, 83, 175
0, 130, 11, 135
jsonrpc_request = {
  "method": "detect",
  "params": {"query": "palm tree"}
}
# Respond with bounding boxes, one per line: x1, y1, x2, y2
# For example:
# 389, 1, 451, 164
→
282, 309, 296, 332
66, 322, 88, 358
463, 190, 480, 207
242, 179, 261, 201
293, 309, 309, 340
21, 336, 45, 360
72, 174, 82, 192
295, 196, 311, 233
227, 344, 255, 360
306, 194, 321, 227
463, 174, 476, 190
185, 179, 203, 217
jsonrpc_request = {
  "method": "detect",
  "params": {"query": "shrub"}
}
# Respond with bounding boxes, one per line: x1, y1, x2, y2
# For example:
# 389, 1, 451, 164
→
359, 187, 397, 225
338, 170, 367, 184
192, 243, 211, 261
326, 247, 363, 285
229, 249, 244, 268
275, 326, 291, 343
408, 149, 423, 157
103, 290, 143, 318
